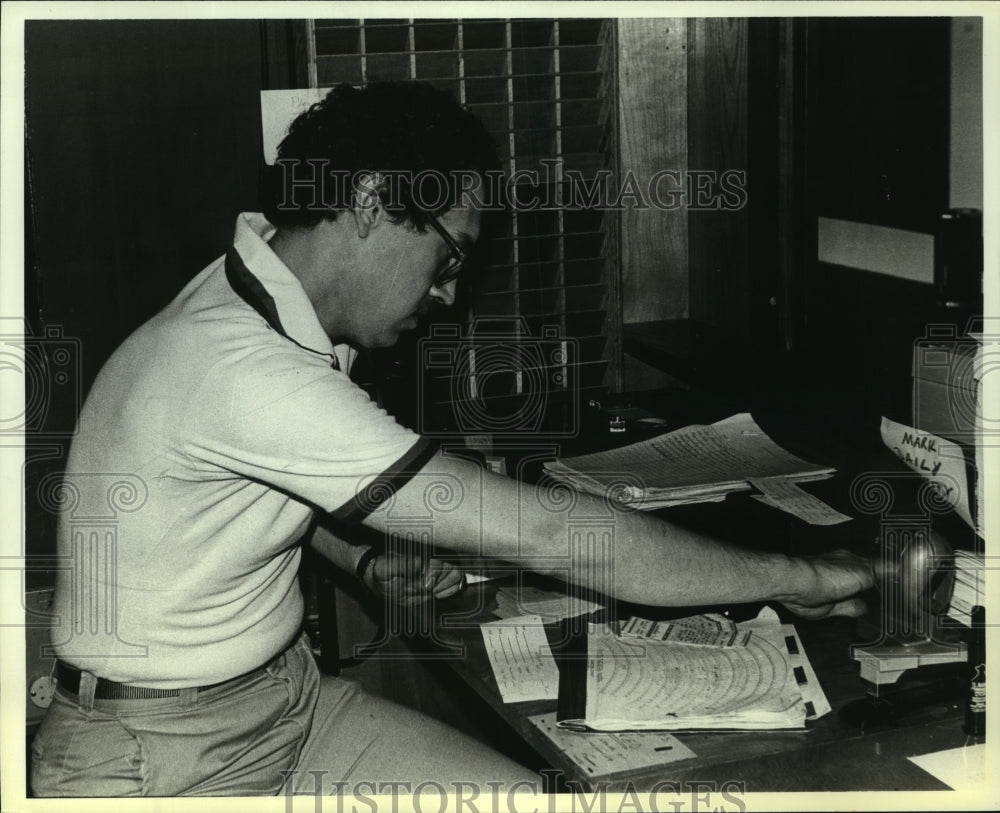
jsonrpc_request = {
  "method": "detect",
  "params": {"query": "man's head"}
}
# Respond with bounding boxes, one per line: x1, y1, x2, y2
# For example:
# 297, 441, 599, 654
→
263, 82, 500, 348
264, 82, 501, 231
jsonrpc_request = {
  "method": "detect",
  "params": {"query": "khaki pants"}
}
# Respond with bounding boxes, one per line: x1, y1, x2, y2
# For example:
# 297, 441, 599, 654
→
31, 634, 536, 797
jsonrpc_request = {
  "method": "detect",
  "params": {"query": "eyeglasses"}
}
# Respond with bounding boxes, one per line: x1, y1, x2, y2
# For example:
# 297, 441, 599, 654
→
424, 211, 468, 288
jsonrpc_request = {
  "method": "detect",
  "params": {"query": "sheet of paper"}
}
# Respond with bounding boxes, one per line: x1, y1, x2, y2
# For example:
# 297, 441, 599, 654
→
462, 569, 511, 584
260, 88, 326, 164
494, 585, 604, 622
481, 615, 559, 703
961, 331, 987, 534
880, 416, 974, 529
529, 712, 697, 779
749, 477, 852, 525
908, 743, 989, 791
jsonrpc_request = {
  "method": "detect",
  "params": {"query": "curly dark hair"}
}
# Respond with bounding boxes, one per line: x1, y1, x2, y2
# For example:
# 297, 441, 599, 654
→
262, 82, 502, 231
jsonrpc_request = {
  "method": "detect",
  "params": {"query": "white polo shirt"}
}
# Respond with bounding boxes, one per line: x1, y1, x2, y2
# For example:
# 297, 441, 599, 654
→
53, 213, 435, 687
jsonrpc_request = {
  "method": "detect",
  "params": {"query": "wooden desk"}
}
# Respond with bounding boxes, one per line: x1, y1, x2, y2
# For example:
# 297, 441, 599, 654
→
414, 421, 978, 792
427, 577, 969, 792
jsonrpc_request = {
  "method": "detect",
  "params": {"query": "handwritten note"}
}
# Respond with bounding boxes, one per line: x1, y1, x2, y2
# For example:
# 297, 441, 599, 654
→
880, 417, 973, 529
260, 88, 326, 164
749, 477, 852, 526
481, 615, 559, 703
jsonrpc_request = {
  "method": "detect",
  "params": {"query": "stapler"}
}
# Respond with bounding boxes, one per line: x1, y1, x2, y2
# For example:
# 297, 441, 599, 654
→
846, 530, 967, 719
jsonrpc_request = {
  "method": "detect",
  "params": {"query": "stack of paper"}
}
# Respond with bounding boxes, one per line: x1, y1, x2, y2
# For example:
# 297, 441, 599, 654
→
559, 607, 830, 732
494, 584, 604, 622
946, 550, 986, 626
543, 413, 834, 509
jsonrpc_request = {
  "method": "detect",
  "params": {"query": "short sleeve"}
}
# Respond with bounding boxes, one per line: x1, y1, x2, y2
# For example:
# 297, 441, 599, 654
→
183, 346, 436, 521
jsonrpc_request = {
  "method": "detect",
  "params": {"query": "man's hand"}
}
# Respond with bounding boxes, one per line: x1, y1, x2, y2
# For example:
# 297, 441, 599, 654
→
779, 549, 876, 619
361, 552, 466, 606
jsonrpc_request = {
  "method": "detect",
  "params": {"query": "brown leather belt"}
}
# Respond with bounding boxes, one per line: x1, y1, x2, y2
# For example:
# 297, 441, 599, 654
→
55, 660, 259, 700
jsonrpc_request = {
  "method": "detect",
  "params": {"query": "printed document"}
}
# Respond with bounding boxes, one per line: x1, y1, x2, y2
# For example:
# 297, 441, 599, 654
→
544, 413, 834, 509
530, 712, 698, 779
559, 607, 828, 731
481, 615, 559, 703
749, 477, 852, 525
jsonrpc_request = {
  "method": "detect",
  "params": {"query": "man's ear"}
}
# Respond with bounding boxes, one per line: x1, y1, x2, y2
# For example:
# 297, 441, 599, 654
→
351, 172, 386, 238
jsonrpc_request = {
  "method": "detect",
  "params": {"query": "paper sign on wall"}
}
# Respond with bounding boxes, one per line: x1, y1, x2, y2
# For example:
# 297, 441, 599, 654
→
880, 417, 974, 529
260, 88, 327, 165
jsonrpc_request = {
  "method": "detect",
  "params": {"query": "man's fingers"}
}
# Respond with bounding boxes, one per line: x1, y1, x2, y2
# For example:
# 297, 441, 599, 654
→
425, 560, 466, 596
432, 579, 465, 599
784, 596, 868, 619
369, 553, 468, 602
377, 551, 428, 579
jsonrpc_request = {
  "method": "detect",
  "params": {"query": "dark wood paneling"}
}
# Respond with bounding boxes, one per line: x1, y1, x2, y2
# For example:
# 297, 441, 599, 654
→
617, 19, 688, 326
807, 18, 950, 233
798, 263, 944, 427
785, 18, 956, 436
24, 20, 268, 560
261, 19, 312, 90
687, 18, 750, 337
775, 18, 812, 353
25, 19, 266, 390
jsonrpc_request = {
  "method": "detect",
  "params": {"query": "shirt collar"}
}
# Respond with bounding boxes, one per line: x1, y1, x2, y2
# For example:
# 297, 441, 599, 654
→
231, 212, 340, 364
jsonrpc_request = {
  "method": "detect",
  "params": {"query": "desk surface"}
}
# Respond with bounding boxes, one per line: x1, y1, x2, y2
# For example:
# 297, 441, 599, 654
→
428, 578, 969, 793
417, 411, 978, 793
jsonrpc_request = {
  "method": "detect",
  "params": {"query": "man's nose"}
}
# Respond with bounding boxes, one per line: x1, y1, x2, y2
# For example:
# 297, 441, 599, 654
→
429, 279, 457, 307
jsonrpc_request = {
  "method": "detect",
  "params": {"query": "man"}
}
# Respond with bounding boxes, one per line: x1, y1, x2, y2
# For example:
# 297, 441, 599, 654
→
32, 82, 874, 797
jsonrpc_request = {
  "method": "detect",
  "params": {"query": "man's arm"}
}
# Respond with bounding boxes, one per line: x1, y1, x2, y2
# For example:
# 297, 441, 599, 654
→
308, 522, 464, 604
307, 522, 371, 576
361, 451, 873, 618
